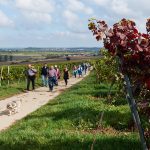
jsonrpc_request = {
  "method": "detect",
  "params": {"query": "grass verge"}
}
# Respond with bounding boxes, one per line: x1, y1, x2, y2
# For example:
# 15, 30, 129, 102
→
0, 79, 41, 100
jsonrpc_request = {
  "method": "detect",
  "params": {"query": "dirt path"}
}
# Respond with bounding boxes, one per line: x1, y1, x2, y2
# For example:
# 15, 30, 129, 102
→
0, 72, 89, 131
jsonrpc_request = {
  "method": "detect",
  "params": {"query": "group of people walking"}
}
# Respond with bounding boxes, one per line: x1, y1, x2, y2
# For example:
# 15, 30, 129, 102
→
73, 63, 89, 78
41, 64, 60, 90
25, 62, 90, 92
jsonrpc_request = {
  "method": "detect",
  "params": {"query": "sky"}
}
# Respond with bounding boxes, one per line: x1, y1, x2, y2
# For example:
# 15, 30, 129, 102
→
0, 0, 149, 48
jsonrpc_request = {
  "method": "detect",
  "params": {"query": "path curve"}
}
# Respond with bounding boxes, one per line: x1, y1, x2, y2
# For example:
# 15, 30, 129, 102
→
0, 72, 89, 131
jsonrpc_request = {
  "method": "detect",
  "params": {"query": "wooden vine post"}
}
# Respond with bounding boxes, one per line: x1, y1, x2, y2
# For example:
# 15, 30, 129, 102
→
108, 57, 148, 149
107, 55, 148, 149
0, 66, 3, 87
124, 74, 148, 150
7, 66, 10, 86
37, 66, 40, 82
118, 56, 148, 150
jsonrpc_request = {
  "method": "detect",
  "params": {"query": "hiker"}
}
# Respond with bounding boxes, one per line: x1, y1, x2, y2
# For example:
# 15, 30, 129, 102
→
26, 64, 37, 91
78, 65, 82, 78
81, 63, 85, 72
84, 63, 88, 75
87, 63, 91, 70
41, 63, 48, 87
73, 65, 78, 78
63, 67, 70, 86
48, 66, 57, 91
54, 65, 61, 86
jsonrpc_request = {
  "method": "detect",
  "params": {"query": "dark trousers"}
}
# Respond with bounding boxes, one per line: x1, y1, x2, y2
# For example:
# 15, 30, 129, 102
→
64, 78, 68, 85
54, 76, 58, 86
48, 77, 55, 91
27, 76, 35, 90
74, 72, 77, 78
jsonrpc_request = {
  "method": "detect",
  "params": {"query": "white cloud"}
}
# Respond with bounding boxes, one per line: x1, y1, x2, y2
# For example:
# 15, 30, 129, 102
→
53, 31, 89, 41
54, 31, 71, 37
91, 0, 149, 32
63, 9, 89, 34
111, 0, 131, 15
0, 10, 14, 27
92, 0, 109, 6
0, 0, 150, 47
16, 0, 54, 24
63, 10, 79, 28
22, 11, 52, 24
0, 0, 11, 5
67, 0, 93, 15
16, 0, 54, 13
92, 0, 132, 15
62, 0, 93, 33
92, 0, 150, 18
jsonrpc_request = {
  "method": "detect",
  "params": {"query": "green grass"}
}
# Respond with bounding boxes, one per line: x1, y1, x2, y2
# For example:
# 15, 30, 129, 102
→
0, 73, 141, 150
0, 79, 41, 100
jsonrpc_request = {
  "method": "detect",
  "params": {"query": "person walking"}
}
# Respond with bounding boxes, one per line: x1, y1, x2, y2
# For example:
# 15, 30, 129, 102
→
63, 67, 70, 86
26, 64, 37, 91
54, 65, 60, 86
73, 65, 77, 78
84, 63, 88, 75
78, 65, 82, 78
41, 63, 48, 87
48, 66, 57, 91
81, 63, 85, 72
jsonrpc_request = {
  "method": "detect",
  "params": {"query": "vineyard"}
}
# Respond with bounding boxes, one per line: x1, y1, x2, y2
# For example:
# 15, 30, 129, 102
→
89, 18, 150, 149
1, 0, 150, 149
0, 51, 149, 149
0, 69, 142, 150
0, 60, 84, 87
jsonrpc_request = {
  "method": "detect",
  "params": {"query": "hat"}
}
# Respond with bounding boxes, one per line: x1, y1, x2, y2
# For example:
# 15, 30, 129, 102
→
54, 65, 57, 68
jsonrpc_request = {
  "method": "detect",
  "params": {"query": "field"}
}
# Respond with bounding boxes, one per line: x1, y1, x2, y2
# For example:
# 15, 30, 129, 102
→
0, 72, 141, 150
0, 49, 99, 65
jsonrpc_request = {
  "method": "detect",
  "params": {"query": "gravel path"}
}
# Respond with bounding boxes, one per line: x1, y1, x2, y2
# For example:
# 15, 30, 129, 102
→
0, 73, 89, 131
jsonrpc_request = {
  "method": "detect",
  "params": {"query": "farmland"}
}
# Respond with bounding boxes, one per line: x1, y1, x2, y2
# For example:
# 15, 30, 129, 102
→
0, 47, 99, 65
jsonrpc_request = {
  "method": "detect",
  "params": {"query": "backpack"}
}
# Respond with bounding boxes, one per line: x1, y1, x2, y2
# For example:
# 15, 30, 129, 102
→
24, 69, 29, 77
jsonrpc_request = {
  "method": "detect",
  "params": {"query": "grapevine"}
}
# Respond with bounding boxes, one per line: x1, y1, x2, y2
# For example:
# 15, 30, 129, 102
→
89, 18, 150, 148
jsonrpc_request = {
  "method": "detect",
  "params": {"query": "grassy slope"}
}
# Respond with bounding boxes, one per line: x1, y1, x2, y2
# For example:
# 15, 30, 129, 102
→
0, 80, 41, 100
0, 73, 141, 150
0, 82, 27, 100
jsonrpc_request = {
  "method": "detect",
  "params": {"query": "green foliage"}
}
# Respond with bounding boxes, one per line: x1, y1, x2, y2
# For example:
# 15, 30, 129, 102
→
90, 50, 125, 104
90, 50, 117, 83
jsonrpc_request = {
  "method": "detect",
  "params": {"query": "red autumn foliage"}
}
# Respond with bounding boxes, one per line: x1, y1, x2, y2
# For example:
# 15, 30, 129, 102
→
88, 18, 150, 90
